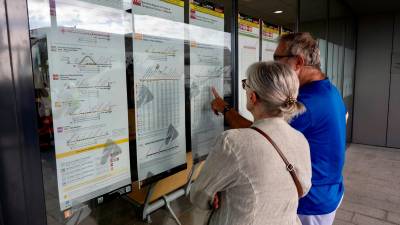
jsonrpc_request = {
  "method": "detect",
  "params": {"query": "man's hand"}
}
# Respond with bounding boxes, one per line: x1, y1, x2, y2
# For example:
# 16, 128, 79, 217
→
210, 87, 252, 129
211, 87, 228, 115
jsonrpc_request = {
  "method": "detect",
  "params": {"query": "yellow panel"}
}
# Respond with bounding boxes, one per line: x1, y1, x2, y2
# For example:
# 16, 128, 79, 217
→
161, 0, 184, 7
190, 4, 224, 18
239, 18, 259, 28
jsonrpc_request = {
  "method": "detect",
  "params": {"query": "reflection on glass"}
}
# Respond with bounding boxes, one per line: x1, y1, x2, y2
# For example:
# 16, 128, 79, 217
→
134, 14, 184, 39
28, 0, 51, 29
55, 0, 131, 34
27, 0, 232, 224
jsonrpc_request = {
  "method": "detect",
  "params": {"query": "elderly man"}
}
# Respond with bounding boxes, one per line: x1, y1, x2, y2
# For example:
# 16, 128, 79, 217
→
211, 32, 346, 225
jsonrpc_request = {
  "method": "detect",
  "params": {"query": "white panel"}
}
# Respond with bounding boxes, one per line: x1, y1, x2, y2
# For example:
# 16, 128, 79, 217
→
318, 39, 327, 74
327, 42, 334, 81
189, 4, 225, 160
132, 0, 187, 181
238, 20, 260, 121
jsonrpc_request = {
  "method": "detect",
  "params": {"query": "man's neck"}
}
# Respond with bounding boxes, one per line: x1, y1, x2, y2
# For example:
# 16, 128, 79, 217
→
299, 67, 326, 86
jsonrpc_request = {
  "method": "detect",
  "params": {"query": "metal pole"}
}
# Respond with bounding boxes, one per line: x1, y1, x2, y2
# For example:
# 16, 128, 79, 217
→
231, 0, 239, 111
142, 188, 186, 223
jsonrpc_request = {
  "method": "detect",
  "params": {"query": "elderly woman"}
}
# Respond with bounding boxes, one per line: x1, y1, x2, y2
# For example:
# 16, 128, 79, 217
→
190, 61, 312, 225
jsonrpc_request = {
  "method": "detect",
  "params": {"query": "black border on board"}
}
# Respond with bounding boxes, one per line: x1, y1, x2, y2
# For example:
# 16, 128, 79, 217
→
185, 0, 191, 153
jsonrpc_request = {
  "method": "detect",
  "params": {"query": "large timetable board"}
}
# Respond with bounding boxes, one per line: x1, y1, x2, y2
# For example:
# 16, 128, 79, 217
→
189, 2, 225, 162
238, 15, 260, 121
261, 22, 279, 62
132, 0, 187, 183
47, 27, 131, 211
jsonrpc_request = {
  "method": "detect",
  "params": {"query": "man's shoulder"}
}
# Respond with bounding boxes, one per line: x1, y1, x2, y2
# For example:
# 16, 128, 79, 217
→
299, 81, 342, 106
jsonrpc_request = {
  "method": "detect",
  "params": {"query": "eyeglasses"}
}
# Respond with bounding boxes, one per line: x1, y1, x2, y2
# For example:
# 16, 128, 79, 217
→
241, 79, 251, 90
241, 79, 259, 98
273, 54, 297, 61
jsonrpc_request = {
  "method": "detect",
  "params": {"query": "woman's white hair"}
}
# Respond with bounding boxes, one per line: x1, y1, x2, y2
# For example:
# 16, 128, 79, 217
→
246, 61, 305, 121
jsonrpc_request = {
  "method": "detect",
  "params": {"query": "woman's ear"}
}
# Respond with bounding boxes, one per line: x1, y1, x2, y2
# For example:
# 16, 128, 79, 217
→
250, 91, 258, 105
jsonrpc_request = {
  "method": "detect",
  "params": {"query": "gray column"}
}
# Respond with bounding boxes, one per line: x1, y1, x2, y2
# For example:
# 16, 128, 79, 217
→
353, 15, 394, 146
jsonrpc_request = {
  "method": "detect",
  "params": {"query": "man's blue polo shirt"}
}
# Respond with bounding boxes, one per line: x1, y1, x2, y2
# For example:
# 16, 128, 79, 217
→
290, 78, 346, 215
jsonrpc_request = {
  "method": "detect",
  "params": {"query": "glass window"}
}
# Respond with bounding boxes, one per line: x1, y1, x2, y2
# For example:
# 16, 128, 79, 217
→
299, 0, 328, 74
29, 0, 134, 221
27, 0, 232, 224
300, 0, 356, 140
328, 0, 349, 92
261, 22, 280, 61
343, 16, 357, 141
237, 12, 260, 120
131, 0, 188, 184
188, 0, 231, 161
237, 0, 297, 121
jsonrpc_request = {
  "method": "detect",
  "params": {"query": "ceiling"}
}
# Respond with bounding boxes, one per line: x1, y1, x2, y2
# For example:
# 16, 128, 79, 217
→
343, 0, 400, 15
238, 0, 297, 28
236, 0, 400, 26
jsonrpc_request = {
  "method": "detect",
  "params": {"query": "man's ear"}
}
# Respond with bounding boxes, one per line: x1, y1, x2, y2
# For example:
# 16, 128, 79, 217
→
295, 55, 305, 70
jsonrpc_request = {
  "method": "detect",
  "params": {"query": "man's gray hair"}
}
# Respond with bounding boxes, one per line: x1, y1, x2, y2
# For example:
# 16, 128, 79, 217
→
246, 61, 305, 121
280, 32, 321, 70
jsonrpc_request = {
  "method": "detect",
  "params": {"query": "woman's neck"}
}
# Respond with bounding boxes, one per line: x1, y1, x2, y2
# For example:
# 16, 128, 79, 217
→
252, 109, 273, 122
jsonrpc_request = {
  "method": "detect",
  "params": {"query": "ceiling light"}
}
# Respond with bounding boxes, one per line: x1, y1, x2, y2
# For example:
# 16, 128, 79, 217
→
273, 10, 283, 14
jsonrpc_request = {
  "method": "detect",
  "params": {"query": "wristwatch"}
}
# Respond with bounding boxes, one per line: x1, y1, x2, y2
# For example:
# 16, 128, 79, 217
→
222, 105, 232, 115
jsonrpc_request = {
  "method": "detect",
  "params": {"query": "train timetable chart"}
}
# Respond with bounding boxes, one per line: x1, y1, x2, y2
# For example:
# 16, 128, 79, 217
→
132, 0, 187, 182
47, 27, 131, 211
190, 76, 224, 159
189, 3, 225, 160
189, 46, 224, 159
238, 18, 260, 121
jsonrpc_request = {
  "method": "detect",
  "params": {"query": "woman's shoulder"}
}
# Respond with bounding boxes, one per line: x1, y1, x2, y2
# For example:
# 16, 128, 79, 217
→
217, 123, 309, 153
282, 123, 310, 149
216, 128, 259, 150
259, 121, 310, 153
220, 127, 257, 141
288, 124, 308, 142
